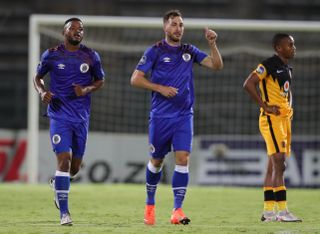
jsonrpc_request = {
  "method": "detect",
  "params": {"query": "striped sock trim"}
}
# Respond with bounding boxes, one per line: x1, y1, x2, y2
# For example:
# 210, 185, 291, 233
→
174, 165, 189, 173
147, 161, 163, 173
55, 171, 70, 177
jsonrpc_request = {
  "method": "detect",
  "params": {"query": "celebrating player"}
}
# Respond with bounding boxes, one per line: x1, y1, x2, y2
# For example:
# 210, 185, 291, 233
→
130, 9, 223, 225
243, 33, 302, 222
33, 17, 105, 225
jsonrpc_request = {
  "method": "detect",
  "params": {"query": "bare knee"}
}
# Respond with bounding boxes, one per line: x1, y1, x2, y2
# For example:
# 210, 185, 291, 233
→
272, 153, 286, 173
175, 151, 190, 166
57, 152, 72, 172
150, 158, 164, 168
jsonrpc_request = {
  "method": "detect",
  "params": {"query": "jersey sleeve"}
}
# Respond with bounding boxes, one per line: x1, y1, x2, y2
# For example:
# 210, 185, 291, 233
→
253, 63, 268, 80
91, 51, 105, 80
36, 50, 50, 76
191, 45, 208, 64
136, 46, 157, 74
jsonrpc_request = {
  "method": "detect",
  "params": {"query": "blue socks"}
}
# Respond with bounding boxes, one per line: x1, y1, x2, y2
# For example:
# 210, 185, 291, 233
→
145, 162, 189, 209
146, 161, 162, 205
55, 170, 70, 217
172, 165, 189, 209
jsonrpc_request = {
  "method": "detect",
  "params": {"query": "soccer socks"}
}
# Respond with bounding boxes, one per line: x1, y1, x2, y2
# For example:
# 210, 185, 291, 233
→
55, 170, 70, 217
146, 161, 162, 205
274, 186, 287, 211
172, 165, 189, 209
263, 187, 275, 212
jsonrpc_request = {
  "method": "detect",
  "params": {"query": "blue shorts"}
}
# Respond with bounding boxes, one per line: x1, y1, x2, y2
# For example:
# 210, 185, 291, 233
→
49, 118, 89, 158
149, 114, 193, 159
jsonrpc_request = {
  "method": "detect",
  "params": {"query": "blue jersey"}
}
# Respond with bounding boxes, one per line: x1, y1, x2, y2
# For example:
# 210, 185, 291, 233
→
37, 44, 105, 122
136, 40, 207, 118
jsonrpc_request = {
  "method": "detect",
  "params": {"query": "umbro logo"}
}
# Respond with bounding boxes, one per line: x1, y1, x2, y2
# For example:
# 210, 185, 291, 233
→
58, 64, 65, 69
163, 57, 171, 63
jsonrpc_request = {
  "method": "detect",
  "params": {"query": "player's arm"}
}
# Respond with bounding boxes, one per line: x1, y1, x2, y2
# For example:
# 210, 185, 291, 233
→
243, 73, 280, 115
33, 74, 54, 104
130, 70, 178, 98
73, 79, 104, 97
200, 27, 223, 70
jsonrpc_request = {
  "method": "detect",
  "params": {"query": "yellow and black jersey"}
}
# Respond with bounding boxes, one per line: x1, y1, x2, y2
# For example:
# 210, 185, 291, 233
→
253, 55, 293, 117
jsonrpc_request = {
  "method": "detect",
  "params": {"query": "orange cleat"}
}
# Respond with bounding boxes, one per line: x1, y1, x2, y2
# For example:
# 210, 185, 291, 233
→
144, 204, 155, 225
170, 208, 191, 225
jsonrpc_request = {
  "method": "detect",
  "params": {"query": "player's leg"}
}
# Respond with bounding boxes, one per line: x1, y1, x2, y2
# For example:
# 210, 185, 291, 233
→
170, 151, 190, 225
144, 118, 171, 225
261, 115, 301, 222
49, 118, 73, 225
259, 114, 278, 221
70, 120, 88, 179
55, 152, 72, 225
170, 115, 192, 225
273, 117, 301, 222
261, 157, 276, 222
144, 157, 164, 225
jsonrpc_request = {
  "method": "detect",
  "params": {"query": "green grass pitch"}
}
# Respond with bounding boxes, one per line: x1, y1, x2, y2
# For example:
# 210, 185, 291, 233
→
0, 184, 319, 233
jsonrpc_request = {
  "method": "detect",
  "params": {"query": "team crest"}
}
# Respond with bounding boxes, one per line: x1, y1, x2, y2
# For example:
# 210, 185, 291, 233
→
182, 53, 191, 62
138, 55, 147, 65
58, 63, 65, 70
52, 134, 61, 145
283, 81, 290, 92
80, 63, 89, 73
149, 144, 155, 154
256, 65, 265, 74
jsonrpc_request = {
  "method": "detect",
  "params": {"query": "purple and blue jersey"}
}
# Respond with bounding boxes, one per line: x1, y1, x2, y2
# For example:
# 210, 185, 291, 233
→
136, 40, 207, 118
136, 40, 208, 157
37, 44, 105, 123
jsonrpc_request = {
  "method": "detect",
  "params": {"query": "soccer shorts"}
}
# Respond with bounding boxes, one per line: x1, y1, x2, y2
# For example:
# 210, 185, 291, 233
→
49, 118, 89, 158
148, 114, 193, 159
259, 113, 291, 156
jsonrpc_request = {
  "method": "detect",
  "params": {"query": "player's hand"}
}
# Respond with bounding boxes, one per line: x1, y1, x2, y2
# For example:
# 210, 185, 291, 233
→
204, 27, 218, 46
158, 85, 178, 98
73, 83, 88, 96
40, 91, 54, 104
264, 104, 280, 116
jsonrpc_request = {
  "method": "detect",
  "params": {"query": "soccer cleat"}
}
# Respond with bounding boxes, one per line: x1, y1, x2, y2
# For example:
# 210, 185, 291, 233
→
276, 210, 302, 222
49, 178, 59, 209
60, 212, 73, 226
144, 204, 155, 225
170, 208, 190, 225
261, 211, 276, 222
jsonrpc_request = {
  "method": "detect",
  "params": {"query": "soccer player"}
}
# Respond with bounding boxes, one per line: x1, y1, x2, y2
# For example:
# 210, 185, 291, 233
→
33, 17, 105, 225
130, 9, 223, 225
243, 33, 301, 222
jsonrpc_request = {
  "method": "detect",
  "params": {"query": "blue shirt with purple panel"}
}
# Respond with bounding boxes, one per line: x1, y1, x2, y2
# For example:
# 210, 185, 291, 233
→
37, 44, 105, 123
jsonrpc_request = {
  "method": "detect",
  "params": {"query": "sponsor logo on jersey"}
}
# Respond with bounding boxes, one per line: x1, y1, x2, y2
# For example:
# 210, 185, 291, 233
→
256, 65, 264, 74
163, 57, 171, 63
58, 64, 65, 70
138, 55, 147, 65
149, 144, 155, 154
182, 53, 191, 62
276, 69, 284, 73
80, 63, 89, 73
52, 134, 61, 145
284, 80, 290, 92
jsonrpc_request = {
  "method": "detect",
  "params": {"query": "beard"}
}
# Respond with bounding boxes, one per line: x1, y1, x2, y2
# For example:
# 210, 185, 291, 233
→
168, 34, 181, 43
67, 37, 82, 46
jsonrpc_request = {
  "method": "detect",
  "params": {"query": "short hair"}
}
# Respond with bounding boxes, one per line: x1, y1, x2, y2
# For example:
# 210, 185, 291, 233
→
64, 17, 82, 26
272, 33, 290, 50
163, 9, 182, 23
